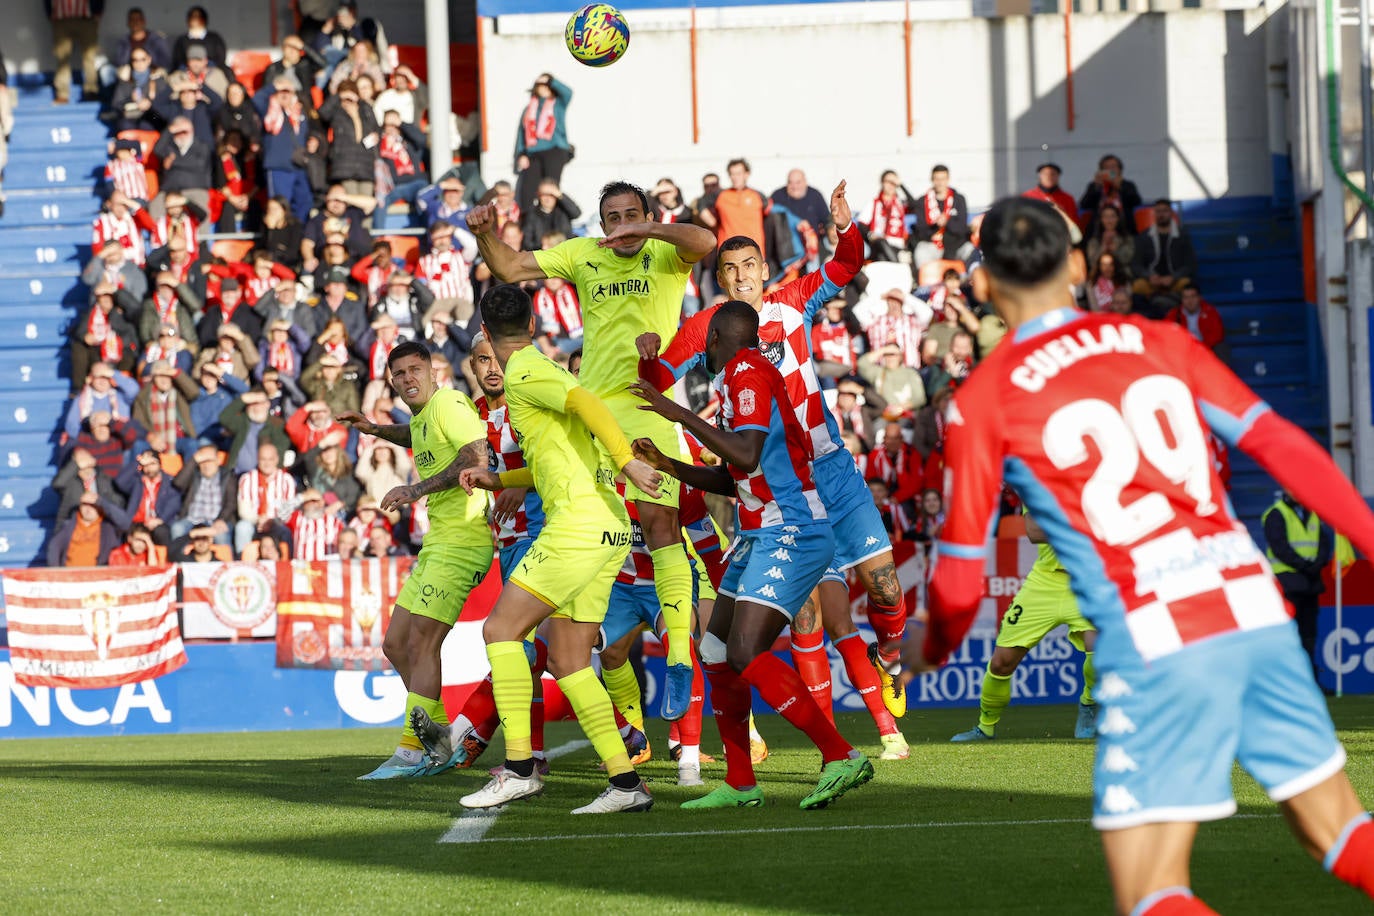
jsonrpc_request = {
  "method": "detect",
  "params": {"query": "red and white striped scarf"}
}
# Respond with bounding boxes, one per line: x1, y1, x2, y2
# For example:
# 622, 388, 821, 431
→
868, 443, 914, 491
135, 475, 161, 524
533, 285, 582, 337
924, 189, 955, 248
220, 152, 246, 195
247, 273, 280, 304
359, 262, 391, 306
368, 339, 394, 380
150, 290, 178, 325
263, 95, 303, 135
521, 97, 556, 149
51, 0, 93, 19
870, 195, 906, 241
379, 134, 415, 177
86, 308, 124, 362
93, 211, 147, 267
149, 391, 178, 446
268, 340, 297, 375
323, 340, 349, 366
156, 213, 198, 251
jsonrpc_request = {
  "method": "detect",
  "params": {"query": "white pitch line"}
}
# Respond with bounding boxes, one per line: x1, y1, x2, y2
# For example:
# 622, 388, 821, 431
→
438, 739, 591, 844
471, 811, 1277, 844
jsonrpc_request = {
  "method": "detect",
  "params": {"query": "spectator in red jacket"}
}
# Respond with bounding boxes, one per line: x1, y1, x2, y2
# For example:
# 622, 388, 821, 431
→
866, 421, 924, 506
1166, 283, 1226, 355
1022, 162, 1077, 219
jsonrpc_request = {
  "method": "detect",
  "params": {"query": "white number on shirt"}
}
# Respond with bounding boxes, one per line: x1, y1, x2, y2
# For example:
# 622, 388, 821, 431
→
1042, 375, 1215, 547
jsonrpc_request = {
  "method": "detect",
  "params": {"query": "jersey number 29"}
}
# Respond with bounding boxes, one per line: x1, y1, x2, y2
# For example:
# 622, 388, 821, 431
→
1042, 375, 1218, 547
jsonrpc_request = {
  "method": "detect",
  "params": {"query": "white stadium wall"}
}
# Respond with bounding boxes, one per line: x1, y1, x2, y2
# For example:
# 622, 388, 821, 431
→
3, 2, 1276, 214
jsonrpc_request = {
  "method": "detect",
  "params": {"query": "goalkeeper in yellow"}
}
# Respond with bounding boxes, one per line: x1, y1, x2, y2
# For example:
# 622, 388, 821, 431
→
951, 511, 1099, 742
336, 341, 493, 780
456, 283, 667, 814
466, 181, 715, 724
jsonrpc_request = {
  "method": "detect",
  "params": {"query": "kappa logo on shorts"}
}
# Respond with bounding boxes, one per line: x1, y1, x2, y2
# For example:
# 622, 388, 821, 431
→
1100, 785, 1142, 815
1101, 747, 1140, 774
1097, 707, 1137, 736
865, 536, 880, 547
782, 526, 801, 533
764, 566, 786, 581
770, 548, 792, 562
1097, 673, 1133, 701
778, 535, 797, 546
756, 585, 778, 599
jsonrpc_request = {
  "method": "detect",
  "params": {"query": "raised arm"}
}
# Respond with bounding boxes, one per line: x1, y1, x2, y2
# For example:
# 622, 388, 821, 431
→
467, 202, 548, 283
336, 409, 411, 447
599, 220, 716, 266
629, 379, 766, 472
633, 438, 736, 497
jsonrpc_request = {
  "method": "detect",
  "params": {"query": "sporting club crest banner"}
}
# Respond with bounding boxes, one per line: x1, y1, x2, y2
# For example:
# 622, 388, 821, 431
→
0, 566, 185, 688
181, 562, 278, 640
274, 558, 412, 671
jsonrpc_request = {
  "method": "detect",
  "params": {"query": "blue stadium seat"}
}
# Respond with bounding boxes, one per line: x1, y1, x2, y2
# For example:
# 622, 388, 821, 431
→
5, 188, 102, 226
0, 308, 72, 348
0, 519, 55, 567
0, 465, 61, 520
0, 388, 67, 435
0, 348, 70, 388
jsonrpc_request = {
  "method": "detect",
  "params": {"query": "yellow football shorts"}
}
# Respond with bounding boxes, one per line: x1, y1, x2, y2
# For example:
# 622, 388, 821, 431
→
996, 568, 1094, 652
509, 513, 632, 624
399, 542, 495, 626
603, 391, 684, 508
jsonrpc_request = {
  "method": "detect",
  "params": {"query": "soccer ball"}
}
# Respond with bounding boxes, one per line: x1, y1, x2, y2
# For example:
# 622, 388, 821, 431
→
565, 3, 630, 68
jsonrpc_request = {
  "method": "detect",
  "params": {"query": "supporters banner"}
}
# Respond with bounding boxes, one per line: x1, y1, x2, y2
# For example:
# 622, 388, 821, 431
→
274, 558, 413, 670
181, 562, 278, 640
0, 566, 185, 689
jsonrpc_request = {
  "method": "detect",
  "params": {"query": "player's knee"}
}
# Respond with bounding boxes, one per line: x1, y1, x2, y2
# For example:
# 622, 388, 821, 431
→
725, 639, 758, 675
989, 652, 1021, 677
699, 631, 727, 666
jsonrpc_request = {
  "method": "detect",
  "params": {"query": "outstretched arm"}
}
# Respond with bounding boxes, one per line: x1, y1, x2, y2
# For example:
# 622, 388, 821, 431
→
468, 203, 548, 283
629, 379, 765, 472
633, 437, 735, 496
336, 410, 412, 447
599, 221, 716, 265
380, 436, 488, 511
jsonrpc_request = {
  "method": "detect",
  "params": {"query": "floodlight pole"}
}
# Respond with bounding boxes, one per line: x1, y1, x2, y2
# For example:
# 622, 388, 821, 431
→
426, 0, 455, 174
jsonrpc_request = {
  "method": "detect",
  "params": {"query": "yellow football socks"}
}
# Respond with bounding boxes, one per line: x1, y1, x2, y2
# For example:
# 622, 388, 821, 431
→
651, 544, 693, 667
558, 667, 633, 777
978, 669, 1013, 735
488, 640, 534, 760
1080, 652, 1096, 706
601, 661, 645, 731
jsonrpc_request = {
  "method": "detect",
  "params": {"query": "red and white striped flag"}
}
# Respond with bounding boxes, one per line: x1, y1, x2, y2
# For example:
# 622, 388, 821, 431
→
0, 567, 185, 688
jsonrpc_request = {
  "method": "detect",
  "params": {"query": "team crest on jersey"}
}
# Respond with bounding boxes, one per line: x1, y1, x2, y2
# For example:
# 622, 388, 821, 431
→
760, 339, 785, 365
738, 388, 756, 415
641, 252, 651, 272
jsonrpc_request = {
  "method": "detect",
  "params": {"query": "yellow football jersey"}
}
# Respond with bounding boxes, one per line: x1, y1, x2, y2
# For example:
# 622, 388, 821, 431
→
409, 387, 490, 548
503, 346, 625, 523
534, 236, 692, 399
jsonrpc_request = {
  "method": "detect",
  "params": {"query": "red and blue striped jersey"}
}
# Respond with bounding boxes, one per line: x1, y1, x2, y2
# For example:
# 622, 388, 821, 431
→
717, 348, 825, 531
477, 395, 544, 547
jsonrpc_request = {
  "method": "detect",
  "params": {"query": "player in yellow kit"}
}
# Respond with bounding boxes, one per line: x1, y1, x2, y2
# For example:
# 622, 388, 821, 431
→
467, 181, 716, 723
951, 511, 1099, 742
336, 341, 493, 779
456, 283, 668, 814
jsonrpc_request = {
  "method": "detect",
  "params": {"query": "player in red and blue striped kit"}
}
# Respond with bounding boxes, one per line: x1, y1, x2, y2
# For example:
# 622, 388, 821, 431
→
912, 197, 1374, 916
639, 180, 909, 760
632, 300, 873, 811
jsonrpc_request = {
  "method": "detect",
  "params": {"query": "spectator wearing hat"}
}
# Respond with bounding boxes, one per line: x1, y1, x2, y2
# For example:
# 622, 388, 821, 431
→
287, 400, 349, 454
256, 319, 311, 382
117, 447, 182, 545
70, 284, 139, 389
369, 272, 433, 341
521, 179, 581, 252
234, 441, 296, 553
301, 352, 361, 415
81, 236, 149, 303
262, 35, 325, 113
284, 487, 342, 560
138, 270, 199, 347
133, 360, 198, 460
64, 409, 140, 479
306, 267, 368, 340
318, 80, 380, 209
1022, 162, 1077, 219
254, 75, 315, 222
175, 525, 232, 562
910, 164, 974, 268
176, 42, 229, 99
194, 323, 259, 382
359, 313, 402, 383
858, 344, 927, 417
222, 391, 292, 474
416, 220, 475, 321
64, 361, 139, 438
171, 5, 227, 70
420, 174, 472, 230
45, 0, 103, 106
187, 361, 249, 448
49, 492, 122, 567
148, 192, 205, 265
196, 277, 264, 348
302, 429, 362, 512
171, 443, 235, 546
53, 447, 124, 524
137, 321, 195, 381
302, 185, 373, 273
254, 268, 313, 328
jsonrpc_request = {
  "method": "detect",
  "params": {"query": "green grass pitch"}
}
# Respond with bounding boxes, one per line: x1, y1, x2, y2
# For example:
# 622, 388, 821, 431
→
4, 699, 1374, 914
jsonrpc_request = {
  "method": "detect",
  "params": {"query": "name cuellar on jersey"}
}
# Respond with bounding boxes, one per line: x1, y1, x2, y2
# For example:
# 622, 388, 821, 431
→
927, 308, 1288, 666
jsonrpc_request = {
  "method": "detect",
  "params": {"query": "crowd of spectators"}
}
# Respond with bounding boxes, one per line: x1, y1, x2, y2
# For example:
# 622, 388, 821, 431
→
35, 4, 1230, 567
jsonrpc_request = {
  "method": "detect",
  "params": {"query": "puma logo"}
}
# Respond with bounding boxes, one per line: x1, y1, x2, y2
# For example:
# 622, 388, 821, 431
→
585, 261, 599, 273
